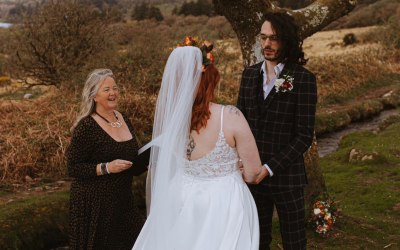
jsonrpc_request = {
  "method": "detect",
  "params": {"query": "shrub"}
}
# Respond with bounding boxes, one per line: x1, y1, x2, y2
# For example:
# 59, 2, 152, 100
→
8, 0, 114, 87
131, 3, 164, 21
360, 7, 400, 49
381, 9, 400, 49
174, 0, 215, 16
343, 33, 357, 46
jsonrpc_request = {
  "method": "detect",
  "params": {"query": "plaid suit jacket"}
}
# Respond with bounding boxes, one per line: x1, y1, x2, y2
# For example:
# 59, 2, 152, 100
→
238, 62, 317, 188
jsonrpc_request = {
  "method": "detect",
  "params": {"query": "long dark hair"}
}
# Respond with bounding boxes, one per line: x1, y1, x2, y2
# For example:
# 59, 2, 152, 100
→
263, 12, 307, 65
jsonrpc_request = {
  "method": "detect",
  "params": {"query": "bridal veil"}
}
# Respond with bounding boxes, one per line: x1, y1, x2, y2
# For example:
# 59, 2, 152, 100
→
133, 46, 203, 249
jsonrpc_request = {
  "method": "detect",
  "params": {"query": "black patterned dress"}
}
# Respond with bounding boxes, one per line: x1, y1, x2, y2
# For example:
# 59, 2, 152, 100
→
67, 114, 145, 250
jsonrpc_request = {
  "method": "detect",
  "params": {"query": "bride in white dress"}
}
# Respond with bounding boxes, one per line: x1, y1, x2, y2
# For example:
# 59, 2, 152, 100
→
133, 45, 267, 250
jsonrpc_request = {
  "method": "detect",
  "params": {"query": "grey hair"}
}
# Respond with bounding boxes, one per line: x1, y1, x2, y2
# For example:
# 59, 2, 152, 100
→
71, 69, 114, 131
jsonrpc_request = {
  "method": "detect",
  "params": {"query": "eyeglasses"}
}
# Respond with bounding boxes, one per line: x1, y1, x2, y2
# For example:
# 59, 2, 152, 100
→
257, 34, 279, 43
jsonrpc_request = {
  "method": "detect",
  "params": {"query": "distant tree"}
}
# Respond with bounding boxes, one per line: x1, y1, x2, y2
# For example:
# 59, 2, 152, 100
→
102, 5, 125, 22
176, 0, 215, 16
8, 3, 35, 23
132, 2, 164, 21
9, 0, 112, 87
132, 3, 147, 20
90, 0, 118, 10
172, 5, 179, 15
148, 6, 164, 21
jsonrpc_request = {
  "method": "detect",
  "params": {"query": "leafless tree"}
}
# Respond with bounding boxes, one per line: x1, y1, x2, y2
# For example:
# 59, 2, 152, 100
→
9, 0, 112, 87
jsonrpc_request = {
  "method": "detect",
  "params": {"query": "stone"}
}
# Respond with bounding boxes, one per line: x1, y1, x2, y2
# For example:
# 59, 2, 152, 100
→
349, 148, 360, 162
23, 93, 33, 99
361, 155, 373, 161
25, 175, 33, 182
56, 180, 66, 185
382, 90, 393, 98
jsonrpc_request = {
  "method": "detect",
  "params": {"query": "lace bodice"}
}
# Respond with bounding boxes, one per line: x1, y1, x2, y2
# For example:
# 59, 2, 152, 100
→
184, 106, 240, 178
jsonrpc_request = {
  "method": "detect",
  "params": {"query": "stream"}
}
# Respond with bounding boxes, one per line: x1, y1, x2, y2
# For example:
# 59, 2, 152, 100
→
317, 109, 400, 158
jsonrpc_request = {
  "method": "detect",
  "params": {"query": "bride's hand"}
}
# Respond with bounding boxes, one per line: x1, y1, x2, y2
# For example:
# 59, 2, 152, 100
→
238, 159, 244, 173
253, 166, 268, 184
244, 165, 268, 184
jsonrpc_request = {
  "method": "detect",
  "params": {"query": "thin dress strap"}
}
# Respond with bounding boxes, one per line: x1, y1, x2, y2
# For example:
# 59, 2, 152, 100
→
220, 106, 225, 133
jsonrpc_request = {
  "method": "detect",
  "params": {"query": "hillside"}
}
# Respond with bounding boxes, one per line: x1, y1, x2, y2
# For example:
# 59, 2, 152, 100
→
2, 0, 399, 26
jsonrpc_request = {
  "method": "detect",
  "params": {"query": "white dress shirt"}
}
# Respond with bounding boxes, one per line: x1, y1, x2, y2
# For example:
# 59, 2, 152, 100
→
261, 61, 285, 99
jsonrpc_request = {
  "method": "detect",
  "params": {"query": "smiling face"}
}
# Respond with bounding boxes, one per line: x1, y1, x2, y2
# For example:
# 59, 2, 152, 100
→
259, 20, 282, 62
94, 76, 119, 111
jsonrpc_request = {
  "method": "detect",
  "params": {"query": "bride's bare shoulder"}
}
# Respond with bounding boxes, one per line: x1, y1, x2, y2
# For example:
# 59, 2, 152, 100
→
224, 105, 243, 118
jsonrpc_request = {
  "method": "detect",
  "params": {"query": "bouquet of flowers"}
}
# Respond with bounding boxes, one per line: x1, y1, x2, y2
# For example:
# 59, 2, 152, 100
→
310, 198, 338, 237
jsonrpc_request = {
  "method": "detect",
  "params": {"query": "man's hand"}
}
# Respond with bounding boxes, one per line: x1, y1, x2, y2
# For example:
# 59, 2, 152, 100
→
251, 166, 269, 184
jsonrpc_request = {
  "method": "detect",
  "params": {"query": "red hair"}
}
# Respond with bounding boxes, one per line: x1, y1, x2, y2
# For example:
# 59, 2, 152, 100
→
191, 64, 220, 133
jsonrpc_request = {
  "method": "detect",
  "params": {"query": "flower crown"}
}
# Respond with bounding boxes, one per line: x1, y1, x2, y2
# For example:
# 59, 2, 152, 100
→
178, 36, 215, 66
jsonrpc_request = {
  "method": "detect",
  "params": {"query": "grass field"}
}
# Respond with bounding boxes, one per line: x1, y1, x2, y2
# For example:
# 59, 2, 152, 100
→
268, 114, 400, 249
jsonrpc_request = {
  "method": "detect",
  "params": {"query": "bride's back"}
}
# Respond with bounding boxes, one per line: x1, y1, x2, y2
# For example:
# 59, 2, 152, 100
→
188, 103, 235, 161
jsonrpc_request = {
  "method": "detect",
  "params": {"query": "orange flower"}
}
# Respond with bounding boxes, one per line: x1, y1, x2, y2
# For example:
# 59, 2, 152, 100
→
207, 52, 214, 63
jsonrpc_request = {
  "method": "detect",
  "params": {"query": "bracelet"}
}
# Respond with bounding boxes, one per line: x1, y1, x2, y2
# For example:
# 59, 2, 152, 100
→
105, 162, 110, 174
100, 162, 107, 175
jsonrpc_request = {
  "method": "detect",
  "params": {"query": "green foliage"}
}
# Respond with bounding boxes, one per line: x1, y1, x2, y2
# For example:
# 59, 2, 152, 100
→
175, 0, 215, 16
0, 192, 69, 249
315, 74, 400, 135
8, 0, 115, 87
132, 3, 164, 21
312, 121, 400, 248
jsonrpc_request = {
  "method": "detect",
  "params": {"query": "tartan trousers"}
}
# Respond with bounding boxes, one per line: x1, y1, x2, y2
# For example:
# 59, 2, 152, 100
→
249, 185, 306, 250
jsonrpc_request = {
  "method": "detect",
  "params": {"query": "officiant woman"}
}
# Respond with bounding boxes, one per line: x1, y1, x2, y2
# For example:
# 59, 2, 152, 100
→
67, 68, 145, 250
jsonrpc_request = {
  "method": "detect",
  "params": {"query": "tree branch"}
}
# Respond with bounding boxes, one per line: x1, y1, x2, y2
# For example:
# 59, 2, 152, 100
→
212, 0, 357, 65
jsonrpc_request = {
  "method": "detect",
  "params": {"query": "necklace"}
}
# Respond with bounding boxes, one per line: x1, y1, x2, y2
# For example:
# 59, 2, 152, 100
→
95, 110, 122, 128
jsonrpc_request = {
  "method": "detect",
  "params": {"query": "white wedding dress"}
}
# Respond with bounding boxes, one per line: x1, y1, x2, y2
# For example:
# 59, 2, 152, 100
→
133, 106, 259, 250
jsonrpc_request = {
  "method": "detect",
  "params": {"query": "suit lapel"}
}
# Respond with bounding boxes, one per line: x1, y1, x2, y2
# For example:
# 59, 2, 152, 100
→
251, 63, 264, 114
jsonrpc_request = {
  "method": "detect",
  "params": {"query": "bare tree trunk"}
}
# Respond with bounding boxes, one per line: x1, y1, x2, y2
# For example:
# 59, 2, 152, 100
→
213, 0, 357, 207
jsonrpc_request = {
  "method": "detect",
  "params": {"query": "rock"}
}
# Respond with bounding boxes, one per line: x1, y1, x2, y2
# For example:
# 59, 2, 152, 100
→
382, 90, 393, 98
23, 93, 33, 99
34, 187, 44, 192
361, 155, 373, 161
25, 175, 34, 182
56, 180, 66, 185
349, 149, 360, 162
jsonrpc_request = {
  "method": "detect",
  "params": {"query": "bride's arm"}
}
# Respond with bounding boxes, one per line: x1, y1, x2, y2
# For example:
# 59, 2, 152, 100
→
225, 106, 268, 184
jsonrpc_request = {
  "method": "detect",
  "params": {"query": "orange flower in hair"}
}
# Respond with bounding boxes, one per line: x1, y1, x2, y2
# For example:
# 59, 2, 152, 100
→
178, 36, 215, 66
